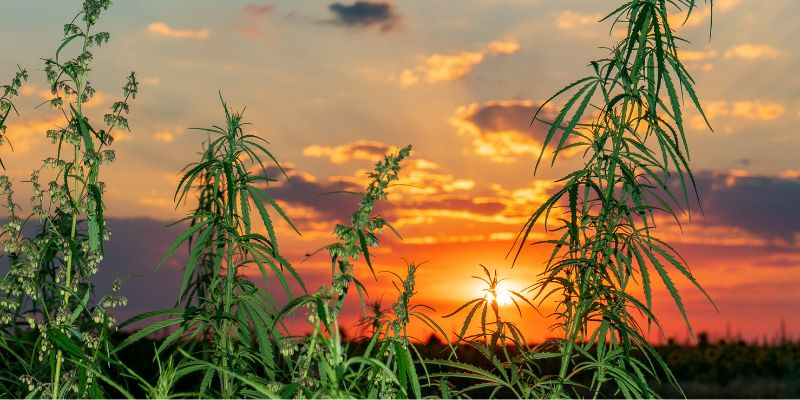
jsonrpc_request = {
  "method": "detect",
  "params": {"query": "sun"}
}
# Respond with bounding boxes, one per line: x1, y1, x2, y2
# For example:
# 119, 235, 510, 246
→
484, 283, 514, 306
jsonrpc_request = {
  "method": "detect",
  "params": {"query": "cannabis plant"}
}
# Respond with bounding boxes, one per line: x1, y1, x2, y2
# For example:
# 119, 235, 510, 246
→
512, 0, 716, 397
433, 266, 551, 399
0, 0, 137, 397
0, 67, 28, 169
118, 95, 304, 398
274, 145, 450, 398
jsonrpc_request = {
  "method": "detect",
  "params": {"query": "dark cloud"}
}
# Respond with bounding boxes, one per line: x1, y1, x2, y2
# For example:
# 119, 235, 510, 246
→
92, 218, 185, 322
463, 100, 555, 141
328, 1, 399, 32
260, 164, 507, 228
262, 164, 362, 226
466, 102, 535, 133
693, 171, 800, 242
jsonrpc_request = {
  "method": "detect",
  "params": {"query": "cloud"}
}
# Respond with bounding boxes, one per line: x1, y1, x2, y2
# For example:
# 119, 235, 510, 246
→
716, 0, 742, 12
236, 4, 275, 37
146, 22, 210, 39
328, 1, 399, 32
485, 39, 521, 55
388, 39, 520, 88
77, 218, 187, 324
678, 49, 717, 62
555, 11, 601, 29
668, 7, 711, 28
256, 151, 515, 235
681, 171, 800, 243
691, 100, 784, 130
392, 159, 476, 196
260, 163, 362, 226
243, 4, 274, 19
141, 77, 160, 86
724, 44, 782, 60
449, 99, 561, 163
153, 131, 175, 143
3, 116, 62, 152
20, 85, 108, 109
398, 196, 504, 216
150, 126, 184, 144
667, 0, 740, 29
303, 140, 395, 163
677, 49, 717, 71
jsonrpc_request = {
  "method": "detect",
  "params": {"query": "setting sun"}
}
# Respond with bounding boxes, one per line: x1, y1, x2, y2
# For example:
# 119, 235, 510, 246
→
484, 283, 515, 306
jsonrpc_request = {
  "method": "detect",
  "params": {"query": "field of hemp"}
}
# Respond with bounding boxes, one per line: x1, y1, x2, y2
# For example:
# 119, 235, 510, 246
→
3, 0, 785, 398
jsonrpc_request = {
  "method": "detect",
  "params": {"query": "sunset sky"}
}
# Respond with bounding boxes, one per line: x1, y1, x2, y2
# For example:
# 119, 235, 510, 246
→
1, 0, 798, 343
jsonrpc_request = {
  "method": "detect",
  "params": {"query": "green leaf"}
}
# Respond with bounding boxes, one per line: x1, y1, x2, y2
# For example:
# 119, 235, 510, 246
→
87, 183, 104, 254
357, 228, 376, 278
116, 317, 184, 352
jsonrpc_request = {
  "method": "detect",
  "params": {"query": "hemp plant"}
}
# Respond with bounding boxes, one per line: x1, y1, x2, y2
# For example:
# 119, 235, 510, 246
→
0, 67, 28, 169
275, 145, 441, 398
433, 266, 549, 399
0, 0, 137, 397
512, 0, 716, 397
118, 95, 304, 398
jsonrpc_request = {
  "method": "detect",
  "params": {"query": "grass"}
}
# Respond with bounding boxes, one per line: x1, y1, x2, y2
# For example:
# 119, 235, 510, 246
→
0, 0, 719, 398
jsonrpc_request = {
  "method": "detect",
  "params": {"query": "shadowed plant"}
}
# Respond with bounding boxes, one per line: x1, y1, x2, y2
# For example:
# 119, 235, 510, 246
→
511, 0, 717, 397
0, 0, 137, 397
444, 265, 533, 349
431, 266, 551, 399
0, 66, 28, 169
273, 145, 452, 398
117, 95, 304, 398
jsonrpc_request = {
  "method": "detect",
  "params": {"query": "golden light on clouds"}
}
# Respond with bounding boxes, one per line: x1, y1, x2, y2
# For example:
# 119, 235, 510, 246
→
153, 131, 175, 143
678, 49, 718, 62
141, 77, 160, 86
303, 140, 394, 163
691, 100, 785, 130
3, 116, 61, 153
667, 0, 739, 28
146, 22, 210, 39
388, 39, 520, 89
724, 44, 782, 60
449, 99, 558, 163
556, 11, 601, 29
485, 39, 520, 56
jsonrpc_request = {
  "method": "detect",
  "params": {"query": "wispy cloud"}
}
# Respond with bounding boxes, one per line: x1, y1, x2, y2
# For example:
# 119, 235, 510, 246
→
146, 22, 210, 39
668, 0, 740, 29
678, 49, 718, 62
724, 44, 782, 60
140, 77, 160, 86
243, 4, 274, 19
328, 1, 399, 32
555, 11, 601, 29
153, 131, 175, 143
388, 39, 520, 88
692, 100, 785, 130
236, 4, 274, 37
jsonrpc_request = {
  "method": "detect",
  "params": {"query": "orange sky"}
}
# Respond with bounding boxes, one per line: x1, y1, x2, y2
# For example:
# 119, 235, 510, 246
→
1, 0, 799, 344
